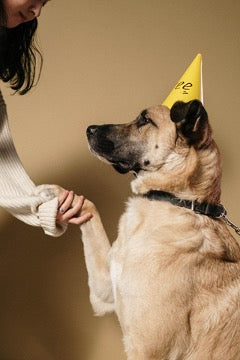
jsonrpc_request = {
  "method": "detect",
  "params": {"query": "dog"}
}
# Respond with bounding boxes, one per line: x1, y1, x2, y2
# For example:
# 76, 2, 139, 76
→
80, 100, 240, 359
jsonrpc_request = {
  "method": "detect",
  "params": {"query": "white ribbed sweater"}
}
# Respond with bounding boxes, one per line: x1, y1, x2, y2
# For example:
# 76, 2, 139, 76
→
0, 91, 67, 237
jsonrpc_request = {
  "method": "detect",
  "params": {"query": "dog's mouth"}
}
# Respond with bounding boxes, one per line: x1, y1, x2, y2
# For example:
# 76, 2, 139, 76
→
87, 125, 143, 174
88, 142, 141, 174
89, 146, 136, 174
112, 160, 133, 174
116, 160, 130, 169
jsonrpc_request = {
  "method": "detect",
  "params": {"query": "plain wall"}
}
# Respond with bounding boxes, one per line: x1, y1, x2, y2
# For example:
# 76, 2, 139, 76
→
0, 0, 239, 359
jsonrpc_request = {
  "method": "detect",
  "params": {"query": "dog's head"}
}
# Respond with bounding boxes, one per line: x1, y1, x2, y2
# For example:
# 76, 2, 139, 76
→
86, 100, 211, 175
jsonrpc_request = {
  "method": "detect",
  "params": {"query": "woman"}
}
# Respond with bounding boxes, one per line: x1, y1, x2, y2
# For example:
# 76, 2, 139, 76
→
0, 0, 92, 236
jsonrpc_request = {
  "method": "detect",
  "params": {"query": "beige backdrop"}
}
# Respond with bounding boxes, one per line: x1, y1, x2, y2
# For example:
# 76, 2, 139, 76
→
0, 0, 240, 359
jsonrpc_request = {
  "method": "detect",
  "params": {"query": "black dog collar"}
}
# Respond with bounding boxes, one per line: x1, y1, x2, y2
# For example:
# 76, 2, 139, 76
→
144, 190, 226, 218
143, 190, 240, 236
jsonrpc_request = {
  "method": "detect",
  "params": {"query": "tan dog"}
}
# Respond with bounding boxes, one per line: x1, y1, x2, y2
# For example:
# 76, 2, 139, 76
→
81, 100, 240, 360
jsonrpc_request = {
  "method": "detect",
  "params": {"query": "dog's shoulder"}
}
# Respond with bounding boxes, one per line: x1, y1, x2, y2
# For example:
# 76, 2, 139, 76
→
118, 196, 202, 250
118, 196, 240, 262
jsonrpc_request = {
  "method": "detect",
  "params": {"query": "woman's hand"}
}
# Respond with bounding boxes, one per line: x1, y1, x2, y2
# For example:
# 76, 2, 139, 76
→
57, 190, 92, 225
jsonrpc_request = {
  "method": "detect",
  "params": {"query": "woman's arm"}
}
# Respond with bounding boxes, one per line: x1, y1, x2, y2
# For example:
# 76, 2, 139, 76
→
0, 91, 90, 236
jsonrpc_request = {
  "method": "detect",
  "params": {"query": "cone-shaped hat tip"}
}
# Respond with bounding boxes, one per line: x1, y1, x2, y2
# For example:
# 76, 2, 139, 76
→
162, 53, 203, 109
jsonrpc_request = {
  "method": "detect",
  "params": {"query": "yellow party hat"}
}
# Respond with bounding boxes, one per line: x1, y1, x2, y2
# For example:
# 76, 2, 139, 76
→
162, 53, 203, 109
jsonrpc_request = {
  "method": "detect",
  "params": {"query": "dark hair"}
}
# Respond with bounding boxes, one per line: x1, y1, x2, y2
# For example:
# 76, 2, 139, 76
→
0, 2, 43, 95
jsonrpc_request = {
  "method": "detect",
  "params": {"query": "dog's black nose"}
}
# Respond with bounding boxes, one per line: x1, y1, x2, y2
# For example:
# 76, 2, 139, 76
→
87, 125, 98, 136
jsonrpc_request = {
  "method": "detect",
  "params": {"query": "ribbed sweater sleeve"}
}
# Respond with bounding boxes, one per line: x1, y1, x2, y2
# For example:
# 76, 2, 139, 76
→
0, 91, 67, 237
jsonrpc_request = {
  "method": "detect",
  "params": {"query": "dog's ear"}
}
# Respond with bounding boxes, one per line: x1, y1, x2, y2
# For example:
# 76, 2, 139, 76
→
170, 100, 210, 147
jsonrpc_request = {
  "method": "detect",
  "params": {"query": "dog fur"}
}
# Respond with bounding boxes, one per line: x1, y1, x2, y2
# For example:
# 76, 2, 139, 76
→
80, 100, 240, 360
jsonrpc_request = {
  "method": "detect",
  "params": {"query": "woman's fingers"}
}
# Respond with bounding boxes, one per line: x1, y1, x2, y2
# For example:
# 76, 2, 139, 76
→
58, 190, 74, 215
68, 212, 93, 225
58, 189, 70, 209
57, 191, 92, 225
59, 195, 84, 221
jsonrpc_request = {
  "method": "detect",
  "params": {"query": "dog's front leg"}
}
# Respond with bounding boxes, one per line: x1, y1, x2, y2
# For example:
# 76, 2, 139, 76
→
80, 199, 115, 316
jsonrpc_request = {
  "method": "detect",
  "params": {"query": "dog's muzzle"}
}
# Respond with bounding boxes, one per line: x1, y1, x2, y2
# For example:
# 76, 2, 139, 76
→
87, 125, 115, 154
86, 124, 142, 174
87, 125, 98, 137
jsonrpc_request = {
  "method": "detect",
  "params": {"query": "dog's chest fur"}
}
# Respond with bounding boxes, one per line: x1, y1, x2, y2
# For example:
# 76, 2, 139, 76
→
109, 196, 206, 306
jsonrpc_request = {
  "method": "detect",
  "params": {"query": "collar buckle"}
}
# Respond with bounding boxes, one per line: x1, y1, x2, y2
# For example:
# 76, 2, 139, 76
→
191, 200, 195, 211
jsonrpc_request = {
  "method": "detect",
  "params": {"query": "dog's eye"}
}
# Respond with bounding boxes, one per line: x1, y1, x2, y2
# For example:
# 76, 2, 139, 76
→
137, 115, 155, 128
